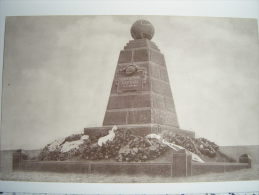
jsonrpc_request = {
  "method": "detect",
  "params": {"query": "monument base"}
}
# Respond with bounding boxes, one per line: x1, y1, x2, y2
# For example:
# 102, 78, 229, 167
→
11, 149, 251, 177
84, 124, 195, 138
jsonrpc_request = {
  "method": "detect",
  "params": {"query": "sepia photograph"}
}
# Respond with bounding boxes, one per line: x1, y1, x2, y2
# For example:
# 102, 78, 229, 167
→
0, 15, 258, 183
0, 192, 259, 195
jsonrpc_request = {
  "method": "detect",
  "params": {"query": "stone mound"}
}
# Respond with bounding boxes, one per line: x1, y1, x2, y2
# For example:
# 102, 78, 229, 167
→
38, 126, 230, 162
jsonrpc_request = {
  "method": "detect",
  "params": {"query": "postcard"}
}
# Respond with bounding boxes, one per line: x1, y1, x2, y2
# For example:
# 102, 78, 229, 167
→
0, 15, 258, 183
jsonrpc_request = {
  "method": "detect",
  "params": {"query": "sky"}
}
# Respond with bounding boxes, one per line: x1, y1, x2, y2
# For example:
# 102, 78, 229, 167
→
1, 15, 259, 150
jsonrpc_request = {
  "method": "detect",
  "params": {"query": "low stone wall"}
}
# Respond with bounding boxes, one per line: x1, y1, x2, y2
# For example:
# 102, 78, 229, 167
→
192, 162, 250, 176
17, 160, 91, 174
12, 150, 192, 177
91, 162, 172, 175
220, 145, 259, 165
11, 150, 250, 177
17, 161, 173, 176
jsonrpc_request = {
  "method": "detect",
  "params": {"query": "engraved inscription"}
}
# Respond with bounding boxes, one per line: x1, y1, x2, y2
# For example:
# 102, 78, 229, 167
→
116, 65, 147, 93
118, 76, 142, 92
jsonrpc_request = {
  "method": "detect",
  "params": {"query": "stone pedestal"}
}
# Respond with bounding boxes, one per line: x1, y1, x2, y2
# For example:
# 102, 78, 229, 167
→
172, 150, 192, 177
0, 150, 13, 173
85, 21, 194, 138
239, 154, 252, 168
101, 38, 194, 137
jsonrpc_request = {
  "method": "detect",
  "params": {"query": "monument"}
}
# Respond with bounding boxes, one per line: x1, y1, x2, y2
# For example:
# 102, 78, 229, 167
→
85, 20, 194, 138
8, 18, 253, 179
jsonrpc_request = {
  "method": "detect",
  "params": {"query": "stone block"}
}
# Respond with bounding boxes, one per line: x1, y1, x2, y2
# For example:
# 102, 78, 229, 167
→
84, 127, 111, 140
172, 151, 192, 177
150, 50, 165, 66
110, 80, 118, 94
152, 109, 178, 127
124, 40, 159, 51
127, 109, 152, 124
150, 64, 160, 79
133, 49, 149, 62
239, 154, 252, 168
103, 111, 127, 125
186, 154, 192, 176
160, 125, 193, 137
142, 77, 151, 91
85, 124, 154, 137
160, 68, 169, 82
164, 97, 176, 112
151, 79, 172, 96
151, 93, 165, 109
118, 50, 132, 63
127, 126, 152, 136
149, 41, 160, 51
107, 94, 151, 109
125, 39, 148, 49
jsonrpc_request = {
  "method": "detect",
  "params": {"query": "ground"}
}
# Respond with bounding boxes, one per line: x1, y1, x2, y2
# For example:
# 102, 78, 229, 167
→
1, 164, 258, 183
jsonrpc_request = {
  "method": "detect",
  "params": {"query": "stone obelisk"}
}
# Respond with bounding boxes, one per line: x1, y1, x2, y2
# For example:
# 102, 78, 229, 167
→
85, 20, 194, 137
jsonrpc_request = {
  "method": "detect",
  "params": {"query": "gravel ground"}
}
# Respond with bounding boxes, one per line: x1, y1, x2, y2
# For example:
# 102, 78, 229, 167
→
1, 164, 258, 183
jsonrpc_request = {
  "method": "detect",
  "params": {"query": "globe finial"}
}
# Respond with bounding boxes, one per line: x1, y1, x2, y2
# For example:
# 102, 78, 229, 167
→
130, 19, 155, 40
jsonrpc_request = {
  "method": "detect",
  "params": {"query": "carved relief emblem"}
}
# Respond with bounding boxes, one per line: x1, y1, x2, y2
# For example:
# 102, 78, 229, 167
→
125, 65, 137, 75
116, 64, 147, 93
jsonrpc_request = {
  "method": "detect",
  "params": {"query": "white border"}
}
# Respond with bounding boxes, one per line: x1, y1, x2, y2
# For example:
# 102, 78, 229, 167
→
0, 0, 259, 194
0, 181, 259, 194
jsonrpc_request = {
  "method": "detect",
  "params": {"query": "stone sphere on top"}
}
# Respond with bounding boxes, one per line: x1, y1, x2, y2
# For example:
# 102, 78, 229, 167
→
130, 19, 155, 40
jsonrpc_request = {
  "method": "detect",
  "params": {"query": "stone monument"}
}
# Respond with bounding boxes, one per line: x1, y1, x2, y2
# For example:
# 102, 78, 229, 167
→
11, 19, 252, 179
85, 19, 194, 137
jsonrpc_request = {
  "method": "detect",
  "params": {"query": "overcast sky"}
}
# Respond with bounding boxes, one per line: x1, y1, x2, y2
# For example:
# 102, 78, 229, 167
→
1, 16, 259, 150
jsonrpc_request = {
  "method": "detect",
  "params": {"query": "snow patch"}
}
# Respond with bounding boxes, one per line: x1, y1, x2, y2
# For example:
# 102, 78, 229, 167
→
98, 125, 117, 146
146, 133, 205, 163
81, 135, 89, 140
47, 138, 65, 152
61, 139, 84, 153
60, 134, 89, 153
162, 139, 185, 151
191, 153, 205, 163
146, 134, 162, 140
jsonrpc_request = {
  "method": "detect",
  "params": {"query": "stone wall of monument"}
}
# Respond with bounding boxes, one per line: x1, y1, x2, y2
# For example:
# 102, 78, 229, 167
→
103, 38, 179, 130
